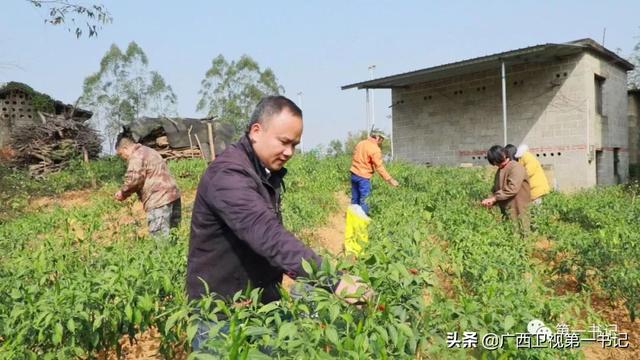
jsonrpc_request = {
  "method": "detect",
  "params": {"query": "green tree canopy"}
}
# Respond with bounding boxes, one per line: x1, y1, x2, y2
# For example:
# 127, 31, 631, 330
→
326, 139, 345, 157
629, 33, 640, 90
79, 42, 177, 150
328, 129, 391, 158
197, 54, 284, 140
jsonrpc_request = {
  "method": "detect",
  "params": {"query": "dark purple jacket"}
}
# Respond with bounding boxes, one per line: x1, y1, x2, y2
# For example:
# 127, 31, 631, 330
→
187, 135, 321, 304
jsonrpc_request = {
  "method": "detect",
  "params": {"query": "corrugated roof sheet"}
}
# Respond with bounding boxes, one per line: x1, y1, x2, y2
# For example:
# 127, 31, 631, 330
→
342, 38, 634, 90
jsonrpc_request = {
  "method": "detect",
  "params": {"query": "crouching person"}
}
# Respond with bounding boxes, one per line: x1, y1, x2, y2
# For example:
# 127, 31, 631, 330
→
114, 136, 181, 238
187, 96, 372, 354
481, 145, 531, 236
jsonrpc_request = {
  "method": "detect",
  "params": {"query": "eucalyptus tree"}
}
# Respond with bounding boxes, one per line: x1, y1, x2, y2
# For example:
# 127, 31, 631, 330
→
197, 54, 283, 140
79, 42, 177, 150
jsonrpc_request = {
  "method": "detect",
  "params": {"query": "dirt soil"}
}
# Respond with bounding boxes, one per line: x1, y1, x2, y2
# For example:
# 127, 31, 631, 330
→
533, 237, 639, 359
425, 235, 456, 301
309, 191, 350, 255
283, 191, 349, 291
582, 295, 639, 360
29, 189, 95, 210
95, 189, 197, 243
95, 327, 186, 360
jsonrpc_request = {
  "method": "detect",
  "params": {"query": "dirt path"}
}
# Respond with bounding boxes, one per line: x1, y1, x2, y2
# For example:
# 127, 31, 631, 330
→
282, 191, 350, 291
307, 191, 350, 256
423, 235, 456, 304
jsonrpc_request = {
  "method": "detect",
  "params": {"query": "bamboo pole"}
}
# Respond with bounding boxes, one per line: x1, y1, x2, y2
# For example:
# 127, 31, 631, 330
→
82, 146, 89, 163
207, 122, 215, 162
187, 125, 194, 158
194, 134, 207, 163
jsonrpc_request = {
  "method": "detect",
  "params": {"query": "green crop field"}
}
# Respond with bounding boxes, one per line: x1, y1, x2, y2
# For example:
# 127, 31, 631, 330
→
0, 155, 637, 359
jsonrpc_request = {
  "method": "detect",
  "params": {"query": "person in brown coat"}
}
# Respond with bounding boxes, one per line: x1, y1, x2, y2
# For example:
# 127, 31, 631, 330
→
481, 145, 531, 235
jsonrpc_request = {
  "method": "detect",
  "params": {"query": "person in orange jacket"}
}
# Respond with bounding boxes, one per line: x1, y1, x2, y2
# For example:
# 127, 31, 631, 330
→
350, 130, 399, 215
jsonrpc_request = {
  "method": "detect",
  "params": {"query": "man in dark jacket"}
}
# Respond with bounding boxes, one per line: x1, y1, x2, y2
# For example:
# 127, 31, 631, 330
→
188, 96, 370, 318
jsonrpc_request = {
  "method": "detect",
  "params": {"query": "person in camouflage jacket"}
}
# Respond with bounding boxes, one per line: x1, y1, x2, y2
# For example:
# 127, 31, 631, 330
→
114, 137, 181, 237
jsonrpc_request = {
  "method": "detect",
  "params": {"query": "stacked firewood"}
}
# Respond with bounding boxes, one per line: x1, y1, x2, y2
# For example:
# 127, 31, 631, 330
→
138, 129, 204, 161
156, 147, 203, 160
10, 114, 102, 177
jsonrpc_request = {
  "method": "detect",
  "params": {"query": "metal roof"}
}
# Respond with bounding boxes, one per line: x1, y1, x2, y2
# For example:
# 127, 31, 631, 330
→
342, 38, 634, 90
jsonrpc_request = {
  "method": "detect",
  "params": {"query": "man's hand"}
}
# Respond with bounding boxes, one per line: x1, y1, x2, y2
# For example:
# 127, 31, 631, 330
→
334, 274, 374, 306
481, 196, 496, 208
114, 190, 125, 201
233, 299, 252, 309
387, 178, 400, 187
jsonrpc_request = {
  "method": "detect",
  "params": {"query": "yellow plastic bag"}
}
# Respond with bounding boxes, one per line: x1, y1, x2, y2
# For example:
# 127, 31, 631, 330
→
344, 205, 371, 256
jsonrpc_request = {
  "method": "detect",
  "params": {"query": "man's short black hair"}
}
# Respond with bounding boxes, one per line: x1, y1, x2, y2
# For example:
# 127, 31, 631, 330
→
115, 126, 135, 150
115, 135, 135, 150
504, 144, 517, 161
487, 145, 506, 166
246, 96, 302, 133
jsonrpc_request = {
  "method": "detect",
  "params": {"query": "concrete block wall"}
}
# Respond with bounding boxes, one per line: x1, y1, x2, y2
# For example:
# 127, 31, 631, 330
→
393, 53, 592, 190
392, 51, 631, 190
513, 55, 594, 190
0, 90, 38, 148
0, 114, 9, 149
580, 52, 629, 185
629, 92, 640, 166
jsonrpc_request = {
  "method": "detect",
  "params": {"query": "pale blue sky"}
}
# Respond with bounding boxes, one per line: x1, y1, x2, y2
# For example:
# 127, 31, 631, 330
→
1, 1, 639, 149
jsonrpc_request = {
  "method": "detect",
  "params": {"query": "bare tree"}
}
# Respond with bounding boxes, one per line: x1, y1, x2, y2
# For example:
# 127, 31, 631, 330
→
27, 0, 112, 38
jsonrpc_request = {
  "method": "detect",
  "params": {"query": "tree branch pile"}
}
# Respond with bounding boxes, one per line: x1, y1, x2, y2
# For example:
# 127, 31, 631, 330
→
138, 131, 204, 161
9, 114, 102, 176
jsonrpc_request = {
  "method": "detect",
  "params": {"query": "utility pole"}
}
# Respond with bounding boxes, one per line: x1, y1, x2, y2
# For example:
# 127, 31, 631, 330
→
297, 91, 304, 153
368, 64, 376, 132
365, 86, 370, 132
387, 114, 394, 159
501, 61, 507, 145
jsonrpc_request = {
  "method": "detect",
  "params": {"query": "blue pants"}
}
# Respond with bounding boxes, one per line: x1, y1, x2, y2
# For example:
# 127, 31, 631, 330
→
350, 172, 371, 214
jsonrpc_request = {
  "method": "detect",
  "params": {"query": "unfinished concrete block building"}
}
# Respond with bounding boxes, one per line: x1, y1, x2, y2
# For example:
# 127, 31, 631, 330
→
0, 82, 92, 149
629, 89, 640, 177
343, 39, 634, 190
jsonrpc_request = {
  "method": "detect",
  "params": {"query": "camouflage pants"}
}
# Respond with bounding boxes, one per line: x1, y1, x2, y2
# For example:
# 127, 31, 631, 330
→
146, 198, 181, 237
